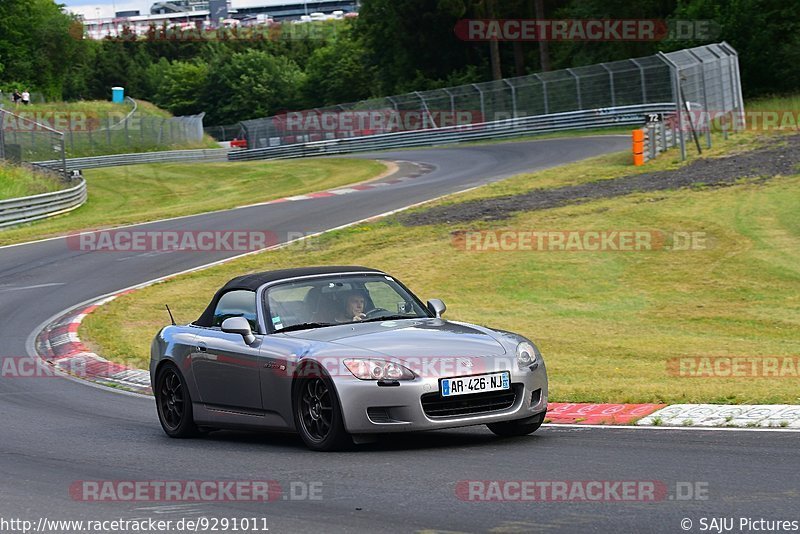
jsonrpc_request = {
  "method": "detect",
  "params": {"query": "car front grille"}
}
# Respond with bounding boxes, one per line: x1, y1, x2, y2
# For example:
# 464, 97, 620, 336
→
421, 385, 519, 418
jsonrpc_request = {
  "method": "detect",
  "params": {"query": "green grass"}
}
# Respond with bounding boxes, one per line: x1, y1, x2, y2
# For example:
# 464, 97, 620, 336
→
81, 129, 800, 404
6, 99, 172, 118
746, 94, 800, 113
0, 162, 65, 200
0, 158, 388, 245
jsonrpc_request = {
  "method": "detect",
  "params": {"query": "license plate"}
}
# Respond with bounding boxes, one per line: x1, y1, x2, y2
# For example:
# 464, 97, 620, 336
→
440, 371, 510, 397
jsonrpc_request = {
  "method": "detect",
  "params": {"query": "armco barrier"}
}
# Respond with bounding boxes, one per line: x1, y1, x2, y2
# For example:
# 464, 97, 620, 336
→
0, 178, 87, 228
229, 104, 677, 162
34, 147, 231, 172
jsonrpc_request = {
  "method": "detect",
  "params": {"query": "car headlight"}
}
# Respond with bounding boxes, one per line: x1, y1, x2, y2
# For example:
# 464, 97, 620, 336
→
516, 341, 539, 368
343, 358, 415, 381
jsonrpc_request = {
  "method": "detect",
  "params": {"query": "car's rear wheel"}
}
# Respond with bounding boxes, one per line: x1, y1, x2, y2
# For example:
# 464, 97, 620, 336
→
487, 411, 546, 437
155, 364, 200, 438
294, 369, 351, 451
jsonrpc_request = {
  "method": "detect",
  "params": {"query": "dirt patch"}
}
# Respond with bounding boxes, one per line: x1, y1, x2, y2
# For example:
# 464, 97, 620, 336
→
402, 134, 800, 226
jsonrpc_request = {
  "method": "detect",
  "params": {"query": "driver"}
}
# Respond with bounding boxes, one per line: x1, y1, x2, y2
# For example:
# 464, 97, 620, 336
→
336, 290, 368, 323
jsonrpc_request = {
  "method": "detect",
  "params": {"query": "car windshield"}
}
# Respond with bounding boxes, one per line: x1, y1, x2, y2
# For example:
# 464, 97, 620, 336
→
265, 274, 431, 332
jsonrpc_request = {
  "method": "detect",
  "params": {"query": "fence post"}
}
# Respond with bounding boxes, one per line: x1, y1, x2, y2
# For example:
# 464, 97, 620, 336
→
630, 58, 648, 104
0, 110, 5, 160
415, 91, 437, 128
443, 88, 456, 118
600, 63, 616, 107
687, 50, 712, 149
471, 84, 486, 122
566, 68, 582, 110
657, 52, 686, 161
720, 42, 746, 129
502, 79, 518, 118
706, 46, 728, 140
533, 74, 549, 115
59, 133, 68, 180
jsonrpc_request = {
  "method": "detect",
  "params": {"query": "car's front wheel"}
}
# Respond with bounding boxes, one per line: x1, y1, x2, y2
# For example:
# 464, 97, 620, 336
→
155, 363, 200, 438
487, 411, 546, 437
293, 368, 351, 451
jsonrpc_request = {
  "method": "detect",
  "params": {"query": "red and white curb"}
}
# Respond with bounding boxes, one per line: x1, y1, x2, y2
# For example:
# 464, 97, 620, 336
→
36, 292, 152, 395
636, 404, 800, 428
249, 160, 435, 205
545, 403, 666, 424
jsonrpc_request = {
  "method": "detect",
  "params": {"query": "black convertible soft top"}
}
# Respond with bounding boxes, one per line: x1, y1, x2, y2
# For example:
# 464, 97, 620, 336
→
195, 266, 383, 327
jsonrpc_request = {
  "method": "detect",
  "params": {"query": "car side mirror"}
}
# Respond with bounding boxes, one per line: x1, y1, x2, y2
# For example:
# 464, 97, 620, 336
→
427, 299, 446, 318
221, 317, 256, 345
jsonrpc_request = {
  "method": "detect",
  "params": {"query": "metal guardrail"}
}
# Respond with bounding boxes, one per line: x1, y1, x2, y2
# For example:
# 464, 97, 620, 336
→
0, 178, 87, 228
35, 147, 232, 171
229, 103, 677, 162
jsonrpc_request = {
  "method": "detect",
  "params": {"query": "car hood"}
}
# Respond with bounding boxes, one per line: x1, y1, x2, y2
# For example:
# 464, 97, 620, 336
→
283, 318, 507, 358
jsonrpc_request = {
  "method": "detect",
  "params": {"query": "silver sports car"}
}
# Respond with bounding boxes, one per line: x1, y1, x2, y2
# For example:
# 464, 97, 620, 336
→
151, 266, 548, 451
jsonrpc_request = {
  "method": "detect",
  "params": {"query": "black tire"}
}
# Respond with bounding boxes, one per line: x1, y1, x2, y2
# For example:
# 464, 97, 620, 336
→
293, 366, 351, 451
155, 363, 201, 438
487, 411, 546, 437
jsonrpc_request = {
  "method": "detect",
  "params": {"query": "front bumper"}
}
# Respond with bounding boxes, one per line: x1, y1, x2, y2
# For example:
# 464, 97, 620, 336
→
334, 364, 548, 434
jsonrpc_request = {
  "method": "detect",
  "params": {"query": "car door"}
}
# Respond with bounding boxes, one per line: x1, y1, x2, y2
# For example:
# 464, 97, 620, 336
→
191, 290, 263, 412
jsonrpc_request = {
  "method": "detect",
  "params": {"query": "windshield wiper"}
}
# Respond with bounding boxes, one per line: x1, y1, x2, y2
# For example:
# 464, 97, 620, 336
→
274, 322, 335, 333
360, 315, 421, 324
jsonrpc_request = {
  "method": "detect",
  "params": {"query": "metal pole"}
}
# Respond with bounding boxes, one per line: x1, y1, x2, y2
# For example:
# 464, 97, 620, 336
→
706, 46, 728, 139
443, 88, 456, 117
533, 74, 549, 114
59, 133, 68, 180
566, 68, 582, 110
600, 63, 616, 107
658, 52, 686, 160
687, 50, 712, 149
414, 91, 437, 129
471, 84, 486, 122
0, 111, 5, 160
721, 42, 746, 129
630, 58, 648, 103
502, 79, 518, 118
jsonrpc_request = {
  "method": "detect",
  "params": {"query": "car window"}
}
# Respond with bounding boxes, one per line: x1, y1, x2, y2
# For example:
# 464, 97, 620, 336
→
364, 281, 415, 313
213, 290, 258, 332
265, 274, 430, 332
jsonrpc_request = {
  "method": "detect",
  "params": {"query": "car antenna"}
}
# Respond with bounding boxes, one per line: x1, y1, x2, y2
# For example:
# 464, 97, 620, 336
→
165, 304, 176, 326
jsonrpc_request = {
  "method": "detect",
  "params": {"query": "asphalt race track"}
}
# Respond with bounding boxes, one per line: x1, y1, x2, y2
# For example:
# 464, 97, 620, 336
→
1, 136, 796, 533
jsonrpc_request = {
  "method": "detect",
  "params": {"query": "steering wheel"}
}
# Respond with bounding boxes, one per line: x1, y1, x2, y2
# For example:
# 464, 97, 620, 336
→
363, 307, 390, 319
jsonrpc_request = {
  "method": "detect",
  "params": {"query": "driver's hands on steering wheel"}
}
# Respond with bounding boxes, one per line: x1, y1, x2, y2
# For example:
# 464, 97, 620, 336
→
352, 313, 366, 321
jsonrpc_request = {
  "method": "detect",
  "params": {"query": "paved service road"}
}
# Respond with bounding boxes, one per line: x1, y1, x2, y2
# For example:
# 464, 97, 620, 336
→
2, 136, 796, 533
